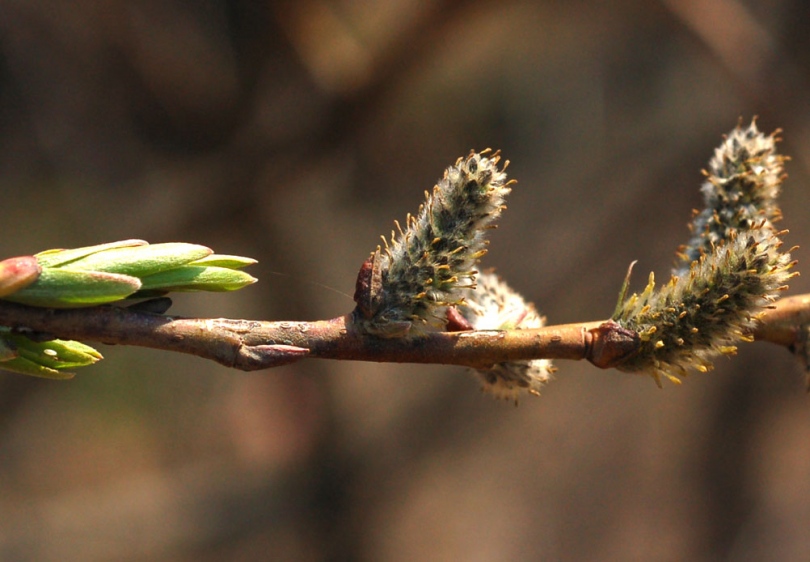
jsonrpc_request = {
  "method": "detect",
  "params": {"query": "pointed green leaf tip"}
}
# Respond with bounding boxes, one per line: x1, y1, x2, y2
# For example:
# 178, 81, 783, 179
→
138, 265, 257, 292
188, 255, 257, 269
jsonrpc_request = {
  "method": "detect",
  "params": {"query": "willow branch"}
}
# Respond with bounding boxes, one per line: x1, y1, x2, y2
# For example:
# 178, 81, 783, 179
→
0, 294, 807, 373
751, 294, 810, 347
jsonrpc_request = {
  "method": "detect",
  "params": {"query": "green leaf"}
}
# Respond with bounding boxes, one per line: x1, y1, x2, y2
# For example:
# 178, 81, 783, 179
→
188, 254, 258, 269
35, 240, 148, 268
63, 243, 213, 277
2, 268, 142, 308
138, 265, 257, 292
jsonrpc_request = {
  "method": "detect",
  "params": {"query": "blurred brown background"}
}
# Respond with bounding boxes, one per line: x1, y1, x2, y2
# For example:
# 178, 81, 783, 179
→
1, 1, 810, 560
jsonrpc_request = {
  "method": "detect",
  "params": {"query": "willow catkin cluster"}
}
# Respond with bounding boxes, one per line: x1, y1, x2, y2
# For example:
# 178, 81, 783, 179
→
353, 150, 512, 336
614, 121, 796, 386
457, 271, 554, 402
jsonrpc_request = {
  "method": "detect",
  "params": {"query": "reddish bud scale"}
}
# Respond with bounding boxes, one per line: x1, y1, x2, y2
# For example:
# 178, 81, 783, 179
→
353, 250, 383, 320
0, 256, 42, 298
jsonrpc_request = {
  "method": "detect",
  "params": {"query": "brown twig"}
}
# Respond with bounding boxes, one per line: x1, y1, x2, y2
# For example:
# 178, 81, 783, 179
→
752, 294, 810, 347
0, 295, 807, 373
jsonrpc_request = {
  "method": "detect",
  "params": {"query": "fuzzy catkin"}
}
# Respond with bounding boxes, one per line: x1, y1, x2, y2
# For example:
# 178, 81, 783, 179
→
354, 150, 512, 336
614, 121, 795, 385
677, 120, 785, 272
614, 227, 794, 386
457, 271, 554, 402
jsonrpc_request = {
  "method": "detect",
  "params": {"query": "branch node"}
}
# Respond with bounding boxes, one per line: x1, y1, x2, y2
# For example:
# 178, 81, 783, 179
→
236, 344, 310, 371
587, 320, 640, 369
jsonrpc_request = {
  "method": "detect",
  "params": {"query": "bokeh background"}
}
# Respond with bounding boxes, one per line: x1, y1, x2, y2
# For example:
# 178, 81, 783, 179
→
1, 1, 810, 560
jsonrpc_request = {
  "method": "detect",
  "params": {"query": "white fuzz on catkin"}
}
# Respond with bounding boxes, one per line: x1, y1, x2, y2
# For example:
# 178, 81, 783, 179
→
457, 271, 554, 403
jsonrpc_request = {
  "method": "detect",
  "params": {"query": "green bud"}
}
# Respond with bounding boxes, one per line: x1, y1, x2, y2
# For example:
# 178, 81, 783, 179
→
3, 268, 142, 307
0, 355, 76, 379
3, 333, 102, 369
0, 328, 102, 379
0, 256, 41, 297
138, 265, 257, 292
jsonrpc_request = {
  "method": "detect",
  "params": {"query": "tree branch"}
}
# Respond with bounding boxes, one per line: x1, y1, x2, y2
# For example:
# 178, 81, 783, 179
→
0, 294, 806, 374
